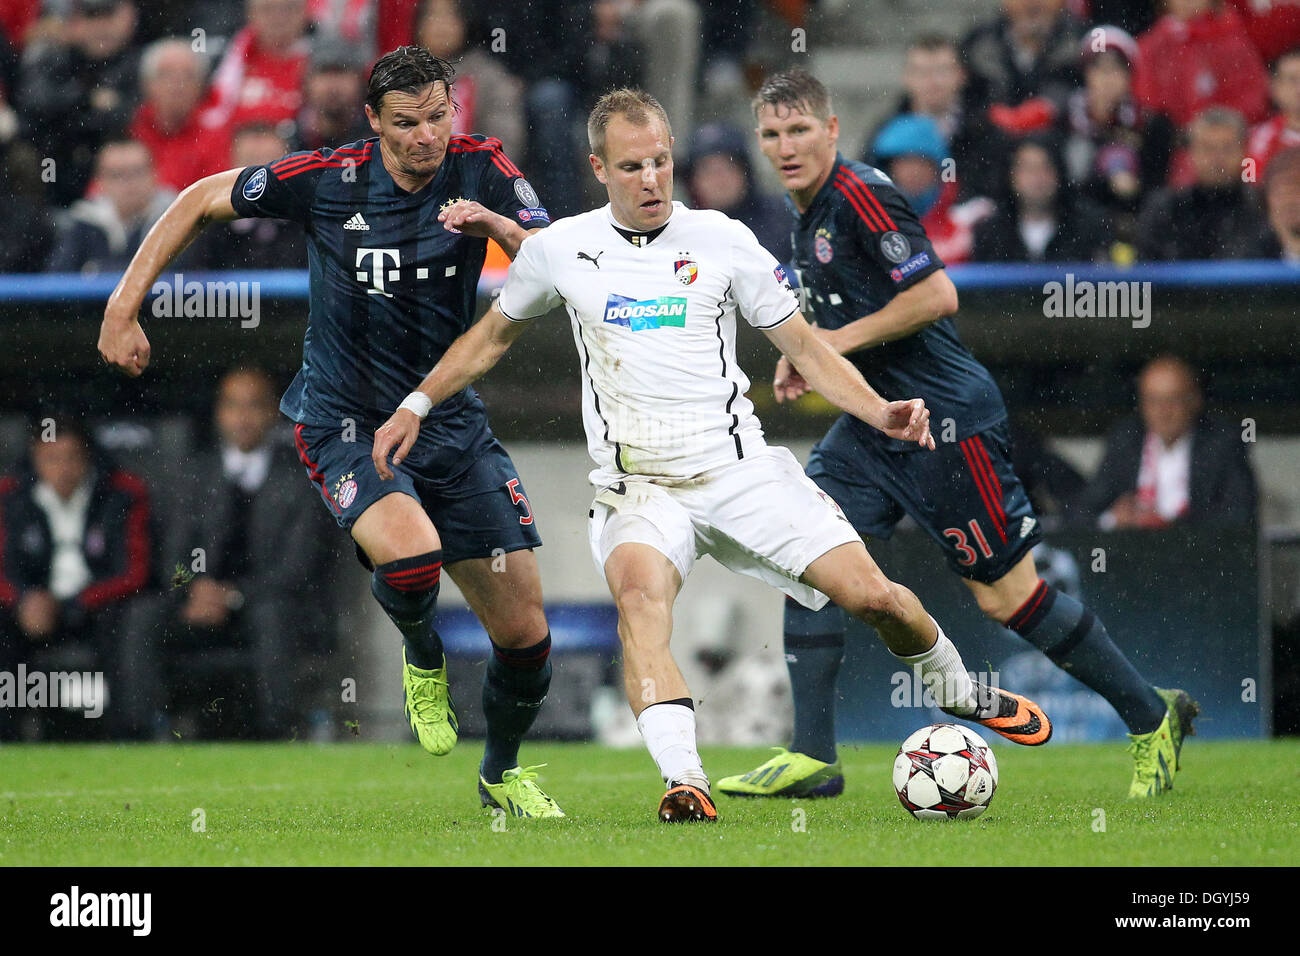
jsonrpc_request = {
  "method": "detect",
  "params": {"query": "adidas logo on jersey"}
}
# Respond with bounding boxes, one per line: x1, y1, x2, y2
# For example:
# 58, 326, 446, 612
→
343, 213, 370, 231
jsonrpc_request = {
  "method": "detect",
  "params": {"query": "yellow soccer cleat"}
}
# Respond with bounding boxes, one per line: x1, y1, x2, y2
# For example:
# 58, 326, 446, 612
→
402, 649, 458, 756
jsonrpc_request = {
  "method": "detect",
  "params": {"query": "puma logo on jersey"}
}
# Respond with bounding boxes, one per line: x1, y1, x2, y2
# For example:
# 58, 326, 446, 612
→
343, 213, 370, 231
577, 250, 604, 268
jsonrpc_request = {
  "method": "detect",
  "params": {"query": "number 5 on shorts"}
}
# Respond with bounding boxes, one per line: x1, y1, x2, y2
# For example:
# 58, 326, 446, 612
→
506, 478, 534, 526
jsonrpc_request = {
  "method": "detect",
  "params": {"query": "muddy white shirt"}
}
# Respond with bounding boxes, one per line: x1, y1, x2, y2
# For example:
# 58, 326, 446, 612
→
498, 202, 799, 485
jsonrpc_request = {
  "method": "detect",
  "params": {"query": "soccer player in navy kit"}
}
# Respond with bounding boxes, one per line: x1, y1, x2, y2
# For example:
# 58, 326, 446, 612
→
718, 70, 1197, 800
98, 48, 563, 816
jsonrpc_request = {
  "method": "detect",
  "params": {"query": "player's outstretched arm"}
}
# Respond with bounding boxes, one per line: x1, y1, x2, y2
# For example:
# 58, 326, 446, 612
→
822, 269, 958, 355
765, 311, 935, 449
98, 168, 244, 376
371, 302, 531, 479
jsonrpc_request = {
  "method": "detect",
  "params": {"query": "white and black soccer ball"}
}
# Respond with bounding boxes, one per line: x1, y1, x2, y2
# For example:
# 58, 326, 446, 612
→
892, 723, 998, 820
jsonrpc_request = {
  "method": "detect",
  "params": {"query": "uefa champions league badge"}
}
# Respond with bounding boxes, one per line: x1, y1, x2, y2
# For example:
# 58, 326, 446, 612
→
242, 167, 268, 201
879, 231, 911, 263
815, 227, 833, 263
334, 472, 358, 509
674, 257, 698, 285
514, 178, 541, 208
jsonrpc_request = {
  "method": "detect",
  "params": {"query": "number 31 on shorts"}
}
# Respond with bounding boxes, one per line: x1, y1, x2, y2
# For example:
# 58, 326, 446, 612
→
944, 519, 993, 566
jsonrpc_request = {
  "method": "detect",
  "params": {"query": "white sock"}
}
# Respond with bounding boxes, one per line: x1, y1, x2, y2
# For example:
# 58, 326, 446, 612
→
636, 702, 708, 791
896, 617, 976, 714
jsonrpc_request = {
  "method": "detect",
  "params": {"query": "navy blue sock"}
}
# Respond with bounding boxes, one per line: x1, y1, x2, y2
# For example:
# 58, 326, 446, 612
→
370, 552, 445, 670
1006, 580, 1166, 734
481, 635, 552, 784
783, 597, 848, 764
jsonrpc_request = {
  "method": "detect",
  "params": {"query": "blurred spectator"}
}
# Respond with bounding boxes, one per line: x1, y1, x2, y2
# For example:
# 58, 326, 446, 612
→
163, 367, 335, 737
0, 419, 158, 740
871, 114, 995, 266
306, 0, 424, 62
960, 0, 1087, 135
205, 0, 311, 134
1263, 145, 1300, 262
499, 1, 644, 217
142, 0, 248, 49
0, 0, 42, 51
1136, 107, 1273, 260
627, 0, 699, 153
1086, 0, 1159, 38
685, 122, 789, 261
1133, 0, 1270, 129
286, 31, 371, 152
0, 87, 54, 271
1247, 48, 1300, 183
972, 134, 1111, 262
45, 138, 176, 274
1079, 355, 1257, 528
16, 0, 143, 206
130, 37, 231, 193
414, 0, 525, 158
869, 33, 1009, 202
189, 124, 307, 269
1225, 0, 1300, 65
1059, 25, 1174, 244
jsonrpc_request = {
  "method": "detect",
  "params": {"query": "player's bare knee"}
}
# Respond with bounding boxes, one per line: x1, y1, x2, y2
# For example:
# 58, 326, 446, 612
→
613, 581, 672, 622
488, 605, 549, 649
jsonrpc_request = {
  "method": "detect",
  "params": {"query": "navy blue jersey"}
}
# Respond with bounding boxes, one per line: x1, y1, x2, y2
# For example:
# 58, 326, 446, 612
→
790, 154, 1006, 451
230, 134, 549, 434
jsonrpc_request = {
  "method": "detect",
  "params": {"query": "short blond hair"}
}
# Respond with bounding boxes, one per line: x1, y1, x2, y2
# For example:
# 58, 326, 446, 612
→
587, 88, 672, 159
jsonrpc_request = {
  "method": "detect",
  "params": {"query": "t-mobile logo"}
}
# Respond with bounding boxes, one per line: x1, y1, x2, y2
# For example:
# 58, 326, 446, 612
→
355, 248, 401, 297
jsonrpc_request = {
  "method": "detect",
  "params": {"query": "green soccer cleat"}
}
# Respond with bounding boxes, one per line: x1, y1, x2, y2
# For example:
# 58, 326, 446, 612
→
715, 747, 845, 798
402, 649, 458, 756
1127, 687, 1199, 798
479, 765, 566, 818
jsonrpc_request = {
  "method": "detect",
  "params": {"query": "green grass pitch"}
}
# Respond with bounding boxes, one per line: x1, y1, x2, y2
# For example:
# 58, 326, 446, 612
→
1, 740, 1296, 866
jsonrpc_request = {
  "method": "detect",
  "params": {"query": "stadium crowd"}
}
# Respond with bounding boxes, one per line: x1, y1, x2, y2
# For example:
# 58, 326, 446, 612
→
0, 0, 1281, 740
0, 0, 1298, 271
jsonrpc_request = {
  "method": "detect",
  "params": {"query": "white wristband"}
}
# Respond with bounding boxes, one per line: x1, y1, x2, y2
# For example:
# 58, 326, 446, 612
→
398, 391, 433, 420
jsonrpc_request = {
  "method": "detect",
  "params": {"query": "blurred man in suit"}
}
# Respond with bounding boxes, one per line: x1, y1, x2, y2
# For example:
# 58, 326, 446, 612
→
1081, 355, 1257, 528
0, 418, 156, 739
168, 366, 335, 736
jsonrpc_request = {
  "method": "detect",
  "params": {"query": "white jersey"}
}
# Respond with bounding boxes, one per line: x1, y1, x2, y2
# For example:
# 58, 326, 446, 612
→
498, 202, 799, 485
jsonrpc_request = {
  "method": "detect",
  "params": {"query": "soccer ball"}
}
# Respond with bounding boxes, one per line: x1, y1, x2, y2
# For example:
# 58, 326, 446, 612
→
892, 723, 998, 820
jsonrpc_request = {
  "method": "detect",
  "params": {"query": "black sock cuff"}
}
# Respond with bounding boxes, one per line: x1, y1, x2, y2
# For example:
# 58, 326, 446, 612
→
1043, 607, 1096, 662
375, 551, 443, 592
646, 696, 694, 711
491, 633, 551, 669
1006, 579, 1056, 635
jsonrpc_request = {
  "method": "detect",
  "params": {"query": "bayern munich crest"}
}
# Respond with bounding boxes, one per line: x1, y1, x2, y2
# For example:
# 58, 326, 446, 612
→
814, 227, 833, 263
674, 258, 698, 285
335, 473, 358, 509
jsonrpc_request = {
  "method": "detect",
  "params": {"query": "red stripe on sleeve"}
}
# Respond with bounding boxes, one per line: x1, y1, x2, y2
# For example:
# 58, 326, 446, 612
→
840, 168, 898, 231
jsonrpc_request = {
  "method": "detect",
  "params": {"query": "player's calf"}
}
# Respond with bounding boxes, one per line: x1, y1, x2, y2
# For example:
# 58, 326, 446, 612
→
371, 551, 459, 755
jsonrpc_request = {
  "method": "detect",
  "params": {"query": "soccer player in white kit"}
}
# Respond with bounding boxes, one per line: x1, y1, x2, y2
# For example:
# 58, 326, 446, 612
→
372, 89, 1051, 823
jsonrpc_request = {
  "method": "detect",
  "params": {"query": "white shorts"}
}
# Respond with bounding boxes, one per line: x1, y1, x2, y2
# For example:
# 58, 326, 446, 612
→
587, 445, 862, 610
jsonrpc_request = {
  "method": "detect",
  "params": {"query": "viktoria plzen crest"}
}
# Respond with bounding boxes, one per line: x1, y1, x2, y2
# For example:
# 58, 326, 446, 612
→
674, 258, 698, 285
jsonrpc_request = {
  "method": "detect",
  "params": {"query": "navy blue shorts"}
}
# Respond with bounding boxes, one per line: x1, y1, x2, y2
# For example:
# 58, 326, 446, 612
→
292, 422, 542, 566
806, 417, 1041, 584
